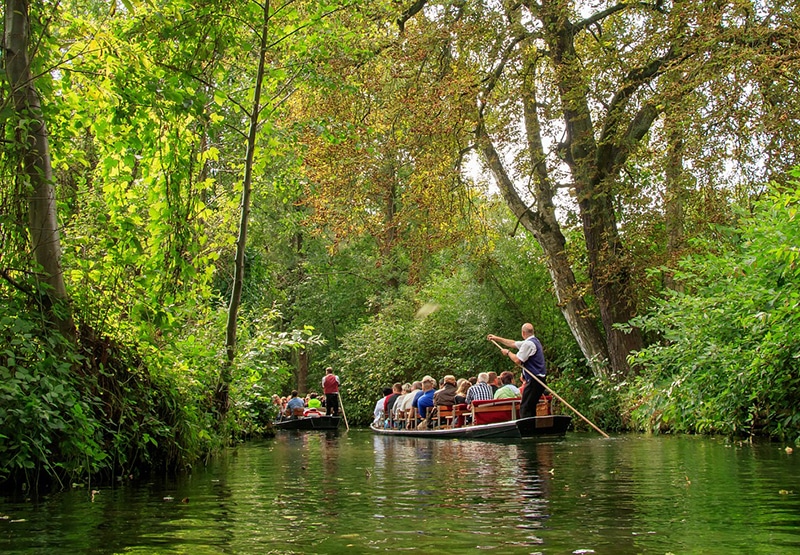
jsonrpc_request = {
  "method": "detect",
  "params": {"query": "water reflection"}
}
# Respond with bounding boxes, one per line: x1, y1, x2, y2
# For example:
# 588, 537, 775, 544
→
1, 432, 799, 554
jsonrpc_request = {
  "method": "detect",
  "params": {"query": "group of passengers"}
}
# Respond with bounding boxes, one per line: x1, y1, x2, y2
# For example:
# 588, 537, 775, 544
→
372, 370, 524, 429
274, 367, 342, 421
272, 390, 325, 419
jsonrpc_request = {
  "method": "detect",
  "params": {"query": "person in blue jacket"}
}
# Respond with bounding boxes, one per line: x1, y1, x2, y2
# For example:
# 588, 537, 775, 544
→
415, 375, 437, 421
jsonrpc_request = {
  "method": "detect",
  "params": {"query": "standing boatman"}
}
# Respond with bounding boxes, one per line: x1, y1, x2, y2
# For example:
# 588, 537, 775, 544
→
322, 366, 340, 417
487, 323, 546, 418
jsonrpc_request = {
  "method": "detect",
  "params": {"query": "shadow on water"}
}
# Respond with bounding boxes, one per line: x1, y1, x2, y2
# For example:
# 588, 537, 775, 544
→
1, 431, 799, 554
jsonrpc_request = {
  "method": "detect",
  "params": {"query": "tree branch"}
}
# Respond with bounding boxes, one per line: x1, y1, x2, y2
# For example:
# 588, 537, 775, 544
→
594, 49, 677, 176
0, 268, 37, 299
574, 1, 667, 32
480, 32, 530, 97
398, 0, 428, 34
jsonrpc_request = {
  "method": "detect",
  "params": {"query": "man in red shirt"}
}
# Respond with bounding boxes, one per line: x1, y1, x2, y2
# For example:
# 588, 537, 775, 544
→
322, 366, 340, 416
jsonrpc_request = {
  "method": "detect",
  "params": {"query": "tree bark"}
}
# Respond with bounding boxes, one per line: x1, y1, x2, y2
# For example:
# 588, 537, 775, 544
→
220, 0, 271, 416
296, 349, 308, 395
4, 0, 74, 338
541, 1, 644, 376
664, 125, 686, 293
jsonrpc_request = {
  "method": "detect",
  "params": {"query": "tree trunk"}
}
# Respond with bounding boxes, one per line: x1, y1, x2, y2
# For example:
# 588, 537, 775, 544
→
220, 0, 271, 416
664, 125, 686, 293
543, 3, 644, 376
382, 167, 399, 289
477, 122, 609, 376
4, 0, 73, 338
296, 349, 309, 395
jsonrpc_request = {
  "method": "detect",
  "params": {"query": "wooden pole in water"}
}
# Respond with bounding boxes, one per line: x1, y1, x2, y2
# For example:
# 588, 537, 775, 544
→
338, 394, 350, 431
490, 339, 609, 438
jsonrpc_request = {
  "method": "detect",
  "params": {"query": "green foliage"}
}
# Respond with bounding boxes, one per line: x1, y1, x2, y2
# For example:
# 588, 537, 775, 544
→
330, 232, 584, 424
0, 306, 103, 484
0, 295, 215, 487
627, 176, 800, 441
229, 309, 324, 435
547, 367, 627, 433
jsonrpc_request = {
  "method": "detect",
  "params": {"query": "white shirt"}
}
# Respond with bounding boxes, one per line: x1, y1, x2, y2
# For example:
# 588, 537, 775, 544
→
372, 397, 385, 424
392, 394, 407, 417
398, 389, 419, 412
515, 338, 537, 363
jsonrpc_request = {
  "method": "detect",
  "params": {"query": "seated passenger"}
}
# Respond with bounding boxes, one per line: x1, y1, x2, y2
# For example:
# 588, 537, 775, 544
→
398, 381, 421, 426
465, 372, 494, 408
494, 371, 521, 399
410, 380, 426, 413
415, 376, 437, 420
453, 379, 470, 405
433, 375, 457, 407
285, 390, 304, 417
385, 383, 402, 415
272, 394, 284, 421
307, 392, 322, 409
373, 387, 394, 425
393, 383, 412, 419
488, 371, 499, 394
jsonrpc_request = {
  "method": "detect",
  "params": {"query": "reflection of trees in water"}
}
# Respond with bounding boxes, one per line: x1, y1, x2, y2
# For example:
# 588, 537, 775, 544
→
516, 442, 554, 533
12, 434, 798, 553
370, 436, 555, 538
320, 432, 341, 505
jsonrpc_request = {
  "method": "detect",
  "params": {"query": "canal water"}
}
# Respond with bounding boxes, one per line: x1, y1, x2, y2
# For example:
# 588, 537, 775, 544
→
1, 431, 798, 554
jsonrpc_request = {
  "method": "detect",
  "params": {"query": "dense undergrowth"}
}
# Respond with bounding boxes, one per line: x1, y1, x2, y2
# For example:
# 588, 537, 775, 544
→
624, 183, 800, 442
0, 301, 218, 491
0, 298, 298, 492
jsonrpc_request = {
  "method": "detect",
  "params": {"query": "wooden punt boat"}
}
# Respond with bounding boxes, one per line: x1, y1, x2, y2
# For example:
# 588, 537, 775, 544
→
370, 397, 570, 440
273, 409, 342, 431
370, 414, 570, 439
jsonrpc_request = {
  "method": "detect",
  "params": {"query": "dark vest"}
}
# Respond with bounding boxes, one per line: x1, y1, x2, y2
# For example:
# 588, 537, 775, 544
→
521, 336, 546, 381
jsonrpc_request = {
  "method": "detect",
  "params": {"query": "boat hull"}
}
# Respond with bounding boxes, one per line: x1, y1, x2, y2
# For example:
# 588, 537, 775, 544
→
370, 415, 570, 439
273, 416, 342, 431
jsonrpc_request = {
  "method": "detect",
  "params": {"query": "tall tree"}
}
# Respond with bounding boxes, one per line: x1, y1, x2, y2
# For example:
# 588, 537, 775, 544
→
3, 0, 73, 337
393, 0, 800, 377
221, 0, 273, 415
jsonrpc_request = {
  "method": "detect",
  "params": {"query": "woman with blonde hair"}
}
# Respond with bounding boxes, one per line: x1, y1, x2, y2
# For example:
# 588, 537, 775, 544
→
454, 378, 470, 405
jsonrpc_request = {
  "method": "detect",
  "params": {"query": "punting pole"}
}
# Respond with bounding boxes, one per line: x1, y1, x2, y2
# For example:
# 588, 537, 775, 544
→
490, 339, 610, 438
338, 394, 350, 431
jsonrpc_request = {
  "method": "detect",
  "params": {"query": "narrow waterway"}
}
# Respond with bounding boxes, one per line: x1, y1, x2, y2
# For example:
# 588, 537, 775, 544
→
1, 431, 798, 554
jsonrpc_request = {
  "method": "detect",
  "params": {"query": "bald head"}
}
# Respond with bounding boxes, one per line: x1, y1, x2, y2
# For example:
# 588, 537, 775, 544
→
521, 323, 534, 337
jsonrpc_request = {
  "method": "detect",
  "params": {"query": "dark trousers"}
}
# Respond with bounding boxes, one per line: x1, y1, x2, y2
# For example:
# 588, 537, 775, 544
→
325, 393, 340, 416
520, 375, 546, 418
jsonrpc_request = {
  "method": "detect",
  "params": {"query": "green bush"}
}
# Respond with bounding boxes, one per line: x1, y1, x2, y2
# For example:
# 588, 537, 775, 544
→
0, 307, 104, 486
547, 364, 626, 433
627, 176, 800, 442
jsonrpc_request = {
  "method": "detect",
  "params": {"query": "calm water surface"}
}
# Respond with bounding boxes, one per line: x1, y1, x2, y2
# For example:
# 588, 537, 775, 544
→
1, 431, 798, 554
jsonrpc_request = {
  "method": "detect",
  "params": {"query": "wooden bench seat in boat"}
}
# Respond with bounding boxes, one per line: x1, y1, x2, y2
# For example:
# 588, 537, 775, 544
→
435, 405, 454, 428
470, 398, 521, 425
469, 396, 553, 425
